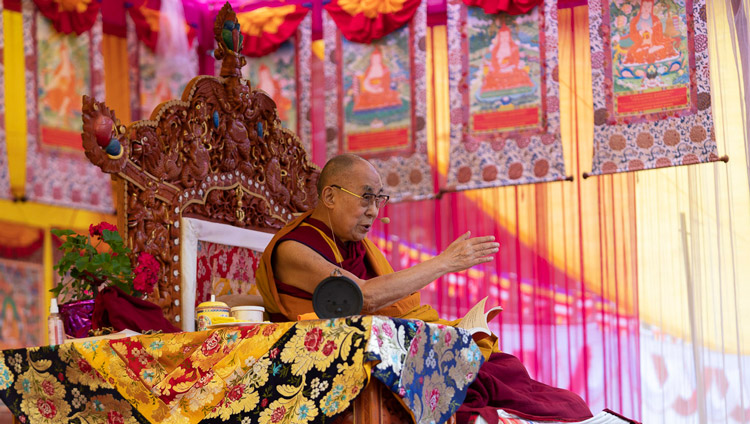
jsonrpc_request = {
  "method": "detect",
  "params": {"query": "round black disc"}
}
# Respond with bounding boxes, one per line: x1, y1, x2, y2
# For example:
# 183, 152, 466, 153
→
312, 275, 364, 319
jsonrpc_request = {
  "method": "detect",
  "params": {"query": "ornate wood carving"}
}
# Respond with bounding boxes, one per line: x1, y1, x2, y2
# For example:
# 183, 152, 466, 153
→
81, 3, 319, 324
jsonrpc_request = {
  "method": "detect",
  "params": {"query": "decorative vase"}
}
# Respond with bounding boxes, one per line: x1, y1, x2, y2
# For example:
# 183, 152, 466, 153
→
59, 299, 96, 339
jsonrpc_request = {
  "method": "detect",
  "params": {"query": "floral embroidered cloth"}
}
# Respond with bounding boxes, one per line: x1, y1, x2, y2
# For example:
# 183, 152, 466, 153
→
0, 316, 482, 424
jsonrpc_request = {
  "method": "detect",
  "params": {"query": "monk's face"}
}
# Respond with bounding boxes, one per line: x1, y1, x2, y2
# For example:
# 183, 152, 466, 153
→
330, 160, 384, 242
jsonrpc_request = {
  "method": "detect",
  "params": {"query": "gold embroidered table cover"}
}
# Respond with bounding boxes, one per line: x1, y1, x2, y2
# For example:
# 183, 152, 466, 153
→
0, 316, 483, 424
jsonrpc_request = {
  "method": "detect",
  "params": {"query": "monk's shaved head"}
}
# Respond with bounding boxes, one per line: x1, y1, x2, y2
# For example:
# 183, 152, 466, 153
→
317, 154, 370, 196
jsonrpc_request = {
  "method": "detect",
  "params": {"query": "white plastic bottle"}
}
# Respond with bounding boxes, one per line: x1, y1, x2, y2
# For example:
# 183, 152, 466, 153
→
47, 299, 65, 345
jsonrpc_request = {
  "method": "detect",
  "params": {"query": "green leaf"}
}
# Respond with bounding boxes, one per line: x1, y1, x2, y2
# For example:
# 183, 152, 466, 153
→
51, 229, 76, 237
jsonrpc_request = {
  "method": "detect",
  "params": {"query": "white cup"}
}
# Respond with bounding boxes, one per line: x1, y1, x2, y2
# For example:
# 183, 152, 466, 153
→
230, 306, 265, 322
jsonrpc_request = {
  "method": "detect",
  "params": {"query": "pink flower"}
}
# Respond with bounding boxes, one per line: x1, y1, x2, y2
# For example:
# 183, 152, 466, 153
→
428, 388, 440, 411
381, 324, 393, 338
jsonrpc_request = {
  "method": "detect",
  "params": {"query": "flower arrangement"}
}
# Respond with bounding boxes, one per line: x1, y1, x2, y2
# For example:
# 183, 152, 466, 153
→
51, 222, 160, 301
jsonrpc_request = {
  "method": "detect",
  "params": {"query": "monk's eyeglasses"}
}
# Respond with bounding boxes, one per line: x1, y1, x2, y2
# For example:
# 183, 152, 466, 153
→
330, 185, 390, 209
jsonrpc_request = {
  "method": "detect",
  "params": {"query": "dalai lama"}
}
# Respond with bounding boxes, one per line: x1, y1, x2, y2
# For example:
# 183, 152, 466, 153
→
229, 154, 593, 423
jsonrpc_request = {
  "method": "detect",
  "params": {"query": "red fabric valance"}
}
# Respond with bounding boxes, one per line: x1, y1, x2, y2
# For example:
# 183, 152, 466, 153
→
461, 0, 543, 15
33, 0, 101, 35
324, 0, 421, 44
126, 0, 197, 52
237, 4, 309, 58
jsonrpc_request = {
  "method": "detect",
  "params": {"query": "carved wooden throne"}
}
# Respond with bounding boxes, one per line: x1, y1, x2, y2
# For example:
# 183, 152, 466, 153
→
81, 3, 319, 329
81, 4, 419, 423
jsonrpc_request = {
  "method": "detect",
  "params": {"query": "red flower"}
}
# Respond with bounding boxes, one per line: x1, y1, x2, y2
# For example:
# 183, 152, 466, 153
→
78, 359, 92, 374
41, 380, 55, 397
36, 399, 57, 419
242, 324, 260, 338
107, 411, 125, 424
201, 332, 222, 356
303, 328, 323, 352
321, 340, 337, 357
261, 398, 269, 408
89, 222, 117, 237
269, 347, 280, 359
227, 384, 245, 402
133, 252, 160, 293
270, 406, 286, 422
428, 388, 440, 411
195, 370, 214, 388
57, 372, 64, 382
262, 324, 278, 336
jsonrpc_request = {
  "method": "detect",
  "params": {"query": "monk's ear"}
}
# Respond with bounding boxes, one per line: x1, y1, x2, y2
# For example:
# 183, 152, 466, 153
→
320, 186, 336, 208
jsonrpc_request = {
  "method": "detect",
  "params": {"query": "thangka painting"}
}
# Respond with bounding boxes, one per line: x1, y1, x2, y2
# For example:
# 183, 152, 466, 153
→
244, 14, 313, 154
131, 45, 198, 121
324, 1, 434, 202
0, 5, 10, 200
23, 3, 112, 211
0, 258, 45, 349
589, 0, 718, 175
35, 14, 90, 151
195, 241, 262, 306
246, 41, 298, 136
445, 0, 566, 190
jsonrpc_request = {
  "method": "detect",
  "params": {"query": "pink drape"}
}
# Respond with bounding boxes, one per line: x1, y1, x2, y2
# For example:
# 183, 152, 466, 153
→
370, 7, 640, 419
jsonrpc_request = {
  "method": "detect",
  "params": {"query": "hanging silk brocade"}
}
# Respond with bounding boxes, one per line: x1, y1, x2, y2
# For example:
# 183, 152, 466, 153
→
0, 3, 9, 200
588, 0, 719, 175
126, 1, 198, 122
324, 0, 434, 202
22, 2, 112, 211
445, 0, 567, 191
243, 13, 313, 154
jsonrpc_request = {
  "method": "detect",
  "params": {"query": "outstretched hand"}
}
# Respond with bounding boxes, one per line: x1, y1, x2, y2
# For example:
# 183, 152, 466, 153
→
437, 231, 499, 273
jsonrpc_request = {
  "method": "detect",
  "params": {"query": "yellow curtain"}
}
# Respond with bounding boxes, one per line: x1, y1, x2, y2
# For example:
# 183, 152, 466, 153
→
3, 9, 27, 200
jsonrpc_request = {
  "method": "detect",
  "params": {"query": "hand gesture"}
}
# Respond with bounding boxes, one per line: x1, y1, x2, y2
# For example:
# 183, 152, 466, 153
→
438, 231, 499, 273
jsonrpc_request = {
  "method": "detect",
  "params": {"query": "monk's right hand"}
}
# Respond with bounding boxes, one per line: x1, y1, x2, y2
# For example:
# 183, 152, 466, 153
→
437, 231, 499, 273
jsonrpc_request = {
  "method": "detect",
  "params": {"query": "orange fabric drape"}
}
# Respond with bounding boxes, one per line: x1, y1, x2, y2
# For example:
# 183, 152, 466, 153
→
0, 221, 43, 258
102, 33, 131, 125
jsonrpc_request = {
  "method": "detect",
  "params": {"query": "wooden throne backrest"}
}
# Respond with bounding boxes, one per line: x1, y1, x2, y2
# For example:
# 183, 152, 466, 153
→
81, 3, 319, 325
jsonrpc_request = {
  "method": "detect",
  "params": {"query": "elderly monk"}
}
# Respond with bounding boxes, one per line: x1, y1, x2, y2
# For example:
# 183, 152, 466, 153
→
231, 154, 593, 423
